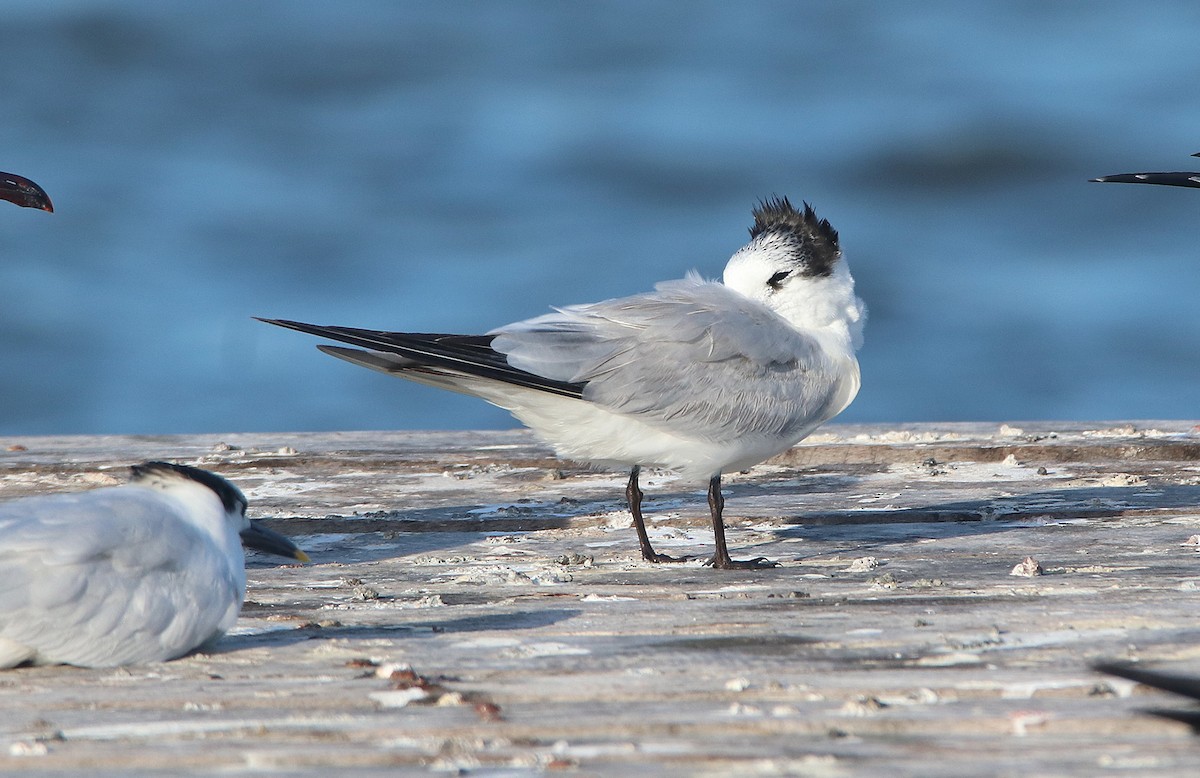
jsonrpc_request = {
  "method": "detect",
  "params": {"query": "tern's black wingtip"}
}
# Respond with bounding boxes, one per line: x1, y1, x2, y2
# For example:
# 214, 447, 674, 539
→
0, 171, 53, 212
1094, 660, 1200, 702
255, 317, 304, 330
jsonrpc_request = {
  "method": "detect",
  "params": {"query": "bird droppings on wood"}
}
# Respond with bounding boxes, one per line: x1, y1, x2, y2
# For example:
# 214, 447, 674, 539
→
1, 422, 1200, 773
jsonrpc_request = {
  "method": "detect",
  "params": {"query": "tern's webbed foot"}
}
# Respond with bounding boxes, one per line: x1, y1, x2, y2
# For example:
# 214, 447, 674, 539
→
705, 555, 778, 570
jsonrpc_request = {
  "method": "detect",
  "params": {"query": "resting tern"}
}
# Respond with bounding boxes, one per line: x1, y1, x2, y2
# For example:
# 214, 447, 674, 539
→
0, 462, 307, 668
260, 197, 865, 569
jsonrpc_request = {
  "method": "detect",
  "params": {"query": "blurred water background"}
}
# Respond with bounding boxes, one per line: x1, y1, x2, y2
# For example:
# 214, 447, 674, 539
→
2, 1, 1199, 436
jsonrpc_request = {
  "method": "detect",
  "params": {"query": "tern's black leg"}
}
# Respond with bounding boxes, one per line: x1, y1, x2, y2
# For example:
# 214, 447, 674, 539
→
705, 474, 777, 570
627, 466, 685, 563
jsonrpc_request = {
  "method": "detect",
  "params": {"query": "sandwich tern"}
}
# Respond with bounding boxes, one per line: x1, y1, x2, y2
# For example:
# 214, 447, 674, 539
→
0, 171, 52, 211
1091, 153, 1200, 188
0, 462, 307, 668
260, 197, 865, 569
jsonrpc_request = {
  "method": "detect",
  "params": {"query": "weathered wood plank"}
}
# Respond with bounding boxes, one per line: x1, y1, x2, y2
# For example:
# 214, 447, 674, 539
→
1, 422, 1199, 774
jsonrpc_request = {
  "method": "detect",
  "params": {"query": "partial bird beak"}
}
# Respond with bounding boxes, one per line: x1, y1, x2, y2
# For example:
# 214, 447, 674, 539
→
240, 519, 309, 562
0, 171, 52, 212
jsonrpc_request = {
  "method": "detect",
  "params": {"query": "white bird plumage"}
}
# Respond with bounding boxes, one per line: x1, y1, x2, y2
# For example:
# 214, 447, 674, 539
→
260, 196, 865, 569
0, 462, 306, 668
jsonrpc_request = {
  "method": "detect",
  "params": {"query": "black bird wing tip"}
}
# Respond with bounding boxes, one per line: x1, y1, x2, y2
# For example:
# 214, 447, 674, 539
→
257, 316, 587, 399
1138, 707, 1200, 730
1094, 152, 1200, 184
0, 171, 53, 212
1089, 173, 1145, 184
1093, 661, 1200, 702
255, 317, 347, 341
1090, 171, 1200, 187
1094, 661, 1200, 732
1092, 660, 1141, 681
317, 344, 415, 375
1089, 170, 1200, 186
255, 316, 299, 329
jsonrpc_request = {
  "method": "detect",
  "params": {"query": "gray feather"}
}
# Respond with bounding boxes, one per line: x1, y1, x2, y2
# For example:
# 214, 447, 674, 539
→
491, 275, 838, 441
0, 490, 240, 667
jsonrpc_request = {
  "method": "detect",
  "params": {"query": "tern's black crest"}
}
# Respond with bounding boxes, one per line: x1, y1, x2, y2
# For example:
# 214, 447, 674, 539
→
130, 461, 248, 516
749, 196, 840, 278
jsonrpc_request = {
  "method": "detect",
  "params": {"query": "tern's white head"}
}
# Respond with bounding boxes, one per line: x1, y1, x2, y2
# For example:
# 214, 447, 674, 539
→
722, 197, 865, 351
129, 462, 307, 562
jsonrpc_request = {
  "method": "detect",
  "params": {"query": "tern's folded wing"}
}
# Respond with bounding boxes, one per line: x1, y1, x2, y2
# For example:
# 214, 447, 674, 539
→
0, 492, 240, 666
492, 276, 848, 440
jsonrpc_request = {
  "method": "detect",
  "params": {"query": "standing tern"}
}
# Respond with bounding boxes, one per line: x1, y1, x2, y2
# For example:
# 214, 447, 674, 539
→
0, 171, 52, 211
1091, 153, 1200, 188
0, 462, 307, 668
260, 197, 865, 569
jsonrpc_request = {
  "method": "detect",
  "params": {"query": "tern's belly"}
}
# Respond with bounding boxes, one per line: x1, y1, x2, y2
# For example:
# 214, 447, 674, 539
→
503, 392, 819, 481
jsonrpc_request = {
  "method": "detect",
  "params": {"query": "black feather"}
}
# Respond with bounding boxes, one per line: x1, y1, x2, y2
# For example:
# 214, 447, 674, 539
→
749, 196, 840, 278
1094, 661, 1200, 702
1095, 661, 1200, 733
256, 318, 586, 399
130, 462, 248, 516
1090, 171, 1200, 188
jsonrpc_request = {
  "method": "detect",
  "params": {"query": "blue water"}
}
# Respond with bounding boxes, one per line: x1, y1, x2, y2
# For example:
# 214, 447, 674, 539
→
3, 1, 1199, 436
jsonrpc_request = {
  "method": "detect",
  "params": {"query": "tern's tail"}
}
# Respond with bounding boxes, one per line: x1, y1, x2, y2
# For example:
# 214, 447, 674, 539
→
256, 318, 585, 399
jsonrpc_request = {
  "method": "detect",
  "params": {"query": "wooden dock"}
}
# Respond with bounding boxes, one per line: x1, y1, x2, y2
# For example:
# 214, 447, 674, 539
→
2, 422, 1200, 775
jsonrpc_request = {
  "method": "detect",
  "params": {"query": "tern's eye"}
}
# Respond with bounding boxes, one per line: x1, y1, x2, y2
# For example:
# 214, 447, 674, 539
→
767, 270, 792, 290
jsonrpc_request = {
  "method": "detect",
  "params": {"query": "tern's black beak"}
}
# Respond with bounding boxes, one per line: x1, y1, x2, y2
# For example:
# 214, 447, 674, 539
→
0, 171, 52, 212
240, 519, 309, 562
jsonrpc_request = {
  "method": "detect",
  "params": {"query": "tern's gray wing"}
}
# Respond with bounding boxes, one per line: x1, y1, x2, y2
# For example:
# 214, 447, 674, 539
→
492, 275, 841, 440
0, 490, 241, 667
